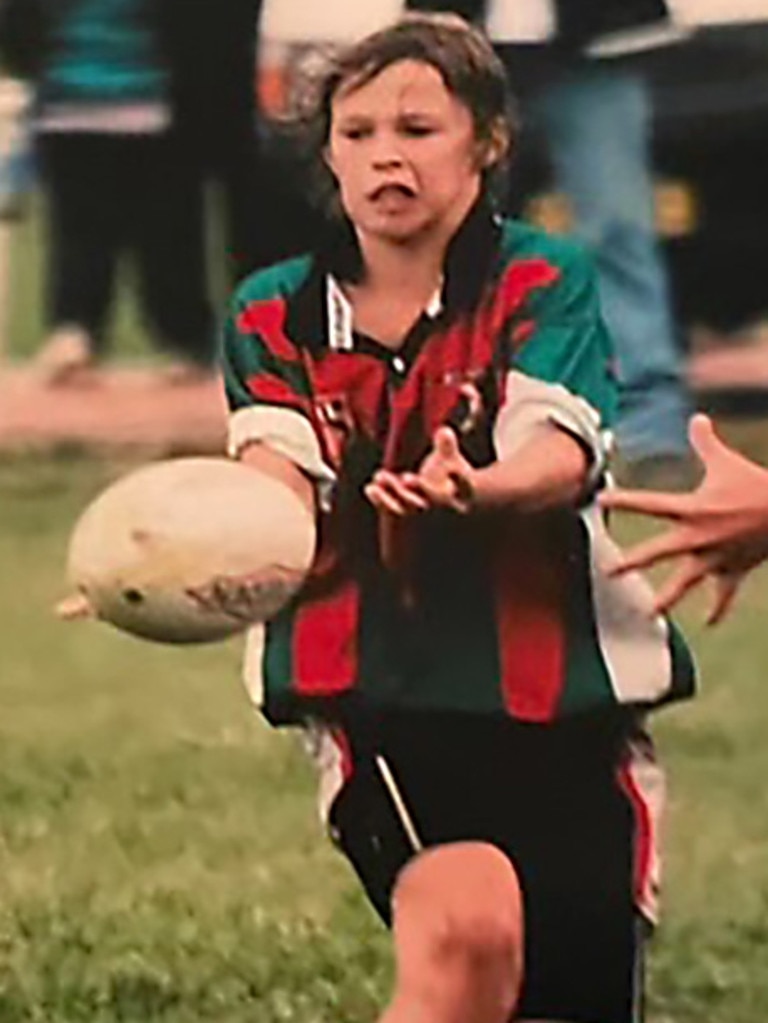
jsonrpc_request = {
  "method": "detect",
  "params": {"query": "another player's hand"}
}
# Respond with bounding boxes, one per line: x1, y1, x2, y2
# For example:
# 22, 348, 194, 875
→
600, 414, 768, 624
365, 427, 476, 516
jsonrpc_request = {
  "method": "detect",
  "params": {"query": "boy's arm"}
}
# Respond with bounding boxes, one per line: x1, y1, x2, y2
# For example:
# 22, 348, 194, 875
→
366, 423, 587, 516
239, 442, 316, 516
221, 286, 332, 518
367, 239, 611, 516
461, 422, 588, 510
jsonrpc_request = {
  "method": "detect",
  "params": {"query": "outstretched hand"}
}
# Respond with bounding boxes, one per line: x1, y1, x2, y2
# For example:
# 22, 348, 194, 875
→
600, 414, 768, 624
365, 427, 475, 517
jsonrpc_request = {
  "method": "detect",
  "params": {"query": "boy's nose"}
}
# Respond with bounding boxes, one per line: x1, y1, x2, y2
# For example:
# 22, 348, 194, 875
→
370, 134, 405, 169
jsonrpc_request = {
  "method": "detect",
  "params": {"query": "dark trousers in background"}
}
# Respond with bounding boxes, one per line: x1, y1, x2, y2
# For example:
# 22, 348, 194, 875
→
38, 132, 215, 365
206, 129, 324, 286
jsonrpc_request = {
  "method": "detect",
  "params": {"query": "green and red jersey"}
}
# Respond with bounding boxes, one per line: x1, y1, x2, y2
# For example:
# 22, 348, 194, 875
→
221, 205, 694, 726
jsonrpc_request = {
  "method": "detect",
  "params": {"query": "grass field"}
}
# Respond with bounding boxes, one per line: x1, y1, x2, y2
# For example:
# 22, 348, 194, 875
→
2, 210, 768, 1021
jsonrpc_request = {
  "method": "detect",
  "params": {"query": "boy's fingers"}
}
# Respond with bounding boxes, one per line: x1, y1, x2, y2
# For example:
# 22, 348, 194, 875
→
383, 474, 431, 511
367, 474, 430, 513
365, 483, 409, 516
433, 426, 460, 461
411, 471, 470, 511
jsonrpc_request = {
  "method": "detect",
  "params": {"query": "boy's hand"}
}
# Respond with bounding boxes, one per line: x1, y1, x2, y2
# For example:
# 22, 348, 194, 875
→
365, 427, 475, 517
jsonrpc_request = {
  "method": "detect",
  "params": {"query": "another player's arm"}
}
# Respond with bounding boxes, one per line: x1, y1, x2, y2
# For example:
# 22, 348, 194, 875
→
600, 414, 768, 624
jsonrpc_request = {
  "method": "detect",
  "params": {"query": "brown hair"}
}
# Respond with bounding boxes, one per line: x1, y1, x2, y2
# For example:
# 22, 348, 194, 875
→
290, 13, 516, 208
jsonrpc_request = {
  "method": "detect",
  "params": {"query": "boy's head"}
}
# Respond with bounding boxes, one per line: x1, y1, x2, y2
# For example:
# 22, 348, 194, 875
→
300, 14, 514, 240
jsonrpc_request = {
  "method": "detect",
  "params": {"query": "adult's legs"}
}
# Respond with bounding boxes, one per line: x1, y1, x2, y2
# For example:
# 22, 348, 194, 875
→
130, 134, 215, 367
0, 97, 34, 220
217, 131, 323, 283
532, 68, 691, 466
37, 133, 120, 352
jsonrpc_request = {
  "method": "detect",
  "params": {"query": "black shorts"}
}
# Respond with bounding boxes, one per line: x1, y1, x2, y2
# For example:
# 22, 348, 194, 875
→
327, 709, 653, 1023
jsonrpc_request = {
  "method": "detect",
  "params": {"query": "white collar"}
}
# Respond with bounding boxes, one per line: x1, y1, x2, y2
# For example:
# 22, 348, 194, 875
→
325, 274, 444, 352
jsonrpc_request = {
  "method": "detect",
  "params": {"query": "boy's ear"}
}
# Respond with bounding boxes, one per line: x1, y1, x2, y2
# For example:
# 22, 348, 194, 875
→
323, 145, 338, 179
477, 118, 511, 169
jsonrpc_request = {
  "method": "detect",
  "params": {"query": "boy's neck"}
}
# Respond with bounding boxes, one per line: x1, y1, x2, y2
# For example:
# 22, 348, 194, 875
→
357, 234, 445, 301
353, 184, 481, 300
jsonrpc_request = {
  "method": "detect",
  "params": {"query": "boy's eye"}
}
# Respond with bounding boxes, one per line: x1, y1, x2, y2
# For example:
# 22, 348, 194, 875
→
401, 123, 436, 137
340, 125, 371, 141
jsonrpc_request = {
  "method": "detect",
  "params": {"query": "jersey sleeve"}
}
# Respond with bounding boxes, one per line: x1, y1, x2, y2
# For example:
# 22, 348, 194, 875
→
221, 289, 335, 497
493, 241, 617, 488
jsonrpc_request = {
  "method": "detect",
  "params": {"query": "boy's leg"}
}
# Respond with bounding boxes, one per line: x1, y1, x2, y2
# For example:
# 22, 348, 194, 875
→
326, 713, 647, 1023
378, 842, 524, 1023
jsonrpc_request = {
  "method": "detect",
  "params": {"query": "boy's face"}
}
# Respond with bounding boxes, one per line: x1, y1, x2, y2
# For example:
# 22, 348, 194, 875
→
326, 60, 486, 245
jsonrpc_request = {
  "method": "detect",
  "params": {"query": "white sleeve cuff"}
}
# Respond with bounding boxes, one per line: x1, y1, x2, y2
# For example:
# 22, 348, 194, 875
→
227, 405, 336, 510
493, 371, 610, 488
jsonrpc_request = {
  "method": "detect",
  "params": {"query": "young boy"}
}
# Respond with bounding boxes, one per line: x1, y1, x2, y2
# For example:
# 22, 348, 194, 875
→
220, 14, 694, 1022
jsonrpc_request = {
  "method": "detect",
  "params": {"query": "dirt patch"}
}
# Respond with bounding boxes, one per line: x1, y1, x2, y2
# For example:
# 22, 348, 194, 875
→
0, 364, 228, 455
2, 346, 767, 456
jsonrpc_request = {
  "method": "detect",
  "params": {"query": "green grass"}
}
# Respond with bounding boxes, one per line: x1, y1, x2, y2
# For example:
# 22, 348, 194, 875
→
1, 457, 767, 1023
3, 205, 768, 1021
0, 453, 391, 1022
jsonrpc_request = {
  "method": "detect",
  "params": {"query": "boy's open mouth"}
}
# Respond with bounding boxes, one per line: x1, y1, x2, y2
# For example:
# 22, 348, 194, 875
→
369, 183, 417, 201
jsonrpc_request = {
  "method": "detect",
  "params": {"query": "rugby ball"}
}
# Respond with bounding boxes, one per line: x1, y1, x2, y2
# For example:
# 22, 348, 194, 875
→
63, 457, 315, 643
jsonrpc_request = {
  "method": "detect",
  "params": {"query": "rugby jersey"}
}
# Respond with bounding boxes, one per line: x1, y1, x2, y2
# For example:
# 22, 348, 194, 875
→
221, 204, 694, 725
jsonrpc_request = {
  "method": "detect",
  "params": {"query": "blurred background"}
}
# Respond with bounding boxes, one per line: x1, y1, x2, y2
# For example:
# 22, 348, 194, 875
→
2, 0, 768, 443
1, 2, 768, 1021
258, 0, 768, 407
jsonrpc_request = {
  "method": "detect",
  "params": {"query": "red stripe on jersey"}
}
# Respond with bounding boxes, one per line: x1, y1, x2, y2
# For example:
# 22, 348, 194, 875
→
237, 299, 300, 361
246, 372, 310, 411
491, 258, 560, 340
511, 319, 536, 344
384, 258, 562, 465
617, 759, 654, 916
292, 581, 360, 696
331, 725, 354, 782
493, 521, 567, 722
381, 315, 487, 470
305, 350, 386, 441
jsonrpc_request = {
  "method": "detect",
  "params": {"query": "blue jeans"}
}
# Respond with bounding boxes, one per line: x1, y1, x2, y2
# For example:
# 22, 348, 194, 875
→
532, 67, 690, 460
0, 112, 34, 217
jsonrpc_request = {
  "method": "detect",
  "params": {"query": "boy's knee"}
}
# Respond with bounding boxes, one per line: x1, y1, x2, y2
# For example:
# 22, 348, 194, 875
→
391, 842, 524, 1010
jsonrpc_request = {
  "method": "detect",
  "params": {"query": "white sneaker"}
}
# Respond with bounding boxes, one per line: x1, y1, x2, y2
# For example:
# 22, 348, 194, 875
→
33, 326, 97, 386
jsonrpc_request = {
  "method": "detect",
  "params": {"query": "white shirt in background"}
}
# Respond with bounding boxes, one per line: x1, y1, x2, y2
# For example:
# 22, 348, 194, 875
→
261, 0, 403, 43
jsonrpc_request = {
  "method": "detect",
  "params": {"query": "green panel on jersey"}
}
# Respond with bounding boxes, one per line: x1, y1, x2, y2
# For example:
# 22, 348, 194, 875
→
356, 516, 505, 714
504, 225, 617, 428
236, 255, 313, 304
557, 516, 616, 715
667, 619, 697, 702
263, 605, 297, 710
220, 256, 315, 411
